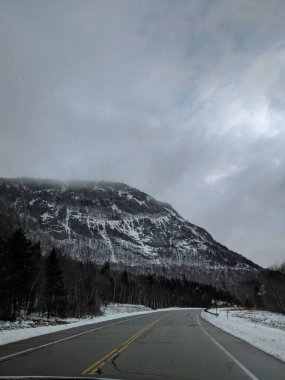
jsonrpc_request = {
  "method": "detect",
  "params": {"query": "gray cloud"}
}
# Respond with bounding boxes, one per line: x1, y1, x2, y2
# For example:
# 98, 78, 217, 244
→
0, 0, 285, 266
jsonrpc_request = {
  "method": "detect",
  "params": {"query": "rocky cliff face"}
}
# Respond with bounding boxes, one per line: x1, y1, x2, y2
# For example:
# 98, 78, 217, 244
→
0, 177, 260, 288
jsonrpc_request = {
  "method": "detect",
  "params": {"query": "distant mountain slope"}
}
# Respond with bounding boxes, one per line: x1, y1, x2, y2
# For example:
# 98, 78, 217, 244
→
0, 177, 260, 289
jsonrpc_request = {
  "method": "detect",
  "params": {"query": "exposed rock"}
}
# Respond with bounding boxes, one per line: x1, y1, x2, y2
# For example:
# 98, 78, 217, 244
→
0, 177, 260, 290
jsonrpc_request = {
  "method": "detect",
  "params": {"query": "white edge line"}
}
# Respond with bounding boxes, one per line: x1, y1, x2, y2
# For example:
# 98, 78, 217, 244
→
0, 313, 156, 362
197, 314, 260, 380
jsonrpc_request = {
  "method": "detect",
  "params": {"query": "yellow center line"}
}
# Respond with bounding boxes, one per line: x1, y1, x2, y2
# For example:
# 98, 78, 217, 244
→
81, 313, 173, 375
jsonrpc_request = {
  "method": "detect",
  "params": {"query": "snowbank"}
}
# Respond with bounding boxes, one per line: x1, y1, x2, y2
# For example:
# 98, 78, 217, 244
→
201, 308, 285, 362
101, 303, 152, 314
0, 304, 153, 347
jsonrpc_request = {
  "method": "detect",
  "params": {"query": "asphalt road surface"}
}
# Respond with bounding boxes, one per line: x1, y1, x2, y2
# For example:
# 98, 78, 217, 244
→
0, 309, 284, 380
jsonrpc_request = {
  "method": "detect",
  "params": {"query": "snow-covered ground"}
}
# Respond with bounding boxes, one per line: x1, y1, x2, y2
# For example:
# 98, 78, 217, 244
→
0, 303, 153, 347
202, 308, 285, 362
101, 303, 152, 314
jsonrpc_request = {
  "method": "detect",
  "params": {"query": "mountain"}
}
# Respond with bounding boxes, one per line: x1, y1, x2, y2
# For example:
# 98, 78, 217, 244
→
0, 177, 260, 290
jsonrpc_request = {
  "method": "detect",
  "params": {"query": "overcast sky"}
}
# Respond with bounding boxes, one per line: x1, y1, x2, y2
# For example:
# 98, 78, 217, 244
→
0, 0, 284, 267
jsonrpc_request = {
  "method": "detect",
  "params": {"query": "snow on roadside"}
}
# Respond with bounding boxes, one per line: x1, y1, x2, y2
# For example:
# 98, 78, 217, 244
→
0, 304, 153, 347
201, 308, 285, 362
101, 303, 152, 314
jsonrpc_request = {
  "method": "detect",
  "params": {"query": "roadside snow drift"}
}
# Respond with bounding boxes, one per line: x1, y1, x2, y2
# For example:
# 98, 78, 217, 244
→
0, 304, 153, 347
202, 308, 285, 362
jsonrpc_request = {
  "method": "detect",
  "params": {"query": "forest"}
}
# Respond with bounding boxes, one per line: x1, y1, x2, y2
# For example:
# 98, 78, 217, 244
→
0, 229, 284, 321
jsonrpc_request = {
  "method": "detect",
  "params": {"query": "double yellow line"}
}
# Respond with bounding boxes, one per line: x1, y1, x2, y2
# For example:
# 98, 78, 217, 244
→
82, 313, 172, 375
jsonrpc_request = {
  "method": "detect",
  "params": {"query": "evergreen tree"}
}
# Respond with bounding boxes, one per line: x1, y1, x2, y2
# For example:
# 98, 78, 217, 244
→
24, 241, 41, 316
3, 229, 40, 320
120, 270, 129, 287
0, 236, 10, 320
44, 248, 67, 318
100, 261, 110, 276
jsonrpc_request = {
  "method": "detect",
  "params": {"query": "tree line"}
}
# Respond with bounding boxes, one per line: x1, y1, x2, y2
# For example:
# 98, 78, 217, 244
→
0, 229, 237, 321
0, 229, 284, 321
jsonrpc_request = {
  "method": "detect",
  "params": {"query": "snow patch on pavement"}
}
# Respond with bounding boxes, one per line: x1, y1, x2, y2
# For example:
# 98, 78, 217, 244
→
202, 308, 285, 362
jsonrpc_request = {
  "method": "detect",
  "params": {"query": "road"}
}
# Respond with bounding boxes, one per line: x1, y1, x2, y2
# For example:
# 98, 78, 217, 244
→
0, 309, 284, 380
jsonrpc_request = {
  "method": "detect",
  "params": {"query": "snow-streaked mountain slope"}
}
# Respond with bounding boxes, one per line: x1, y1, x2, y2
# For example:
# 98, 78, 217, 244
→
0, 178, 260, 286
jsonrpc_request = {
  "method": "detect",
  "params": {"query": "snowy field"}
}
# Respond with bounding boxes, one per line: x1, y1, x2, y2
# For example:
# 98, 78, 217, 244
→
0, 303, 154, 347
202, 308, 285, 362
